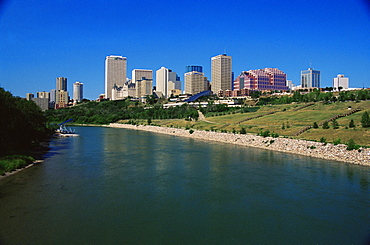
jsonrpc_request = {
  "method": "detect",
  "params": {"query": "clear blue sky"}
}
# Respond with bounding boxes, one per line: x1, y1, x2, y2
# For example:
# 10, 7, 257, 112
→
1, 0, 369, 100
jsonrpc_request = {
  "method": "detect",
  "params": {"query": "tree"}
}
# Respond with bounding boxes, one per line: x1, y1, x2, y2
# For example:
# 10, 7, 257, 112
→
361, 111, 370, 128
349, 119, 355, 128
313, 122, 318, 128
240, 127, 247, 134
322, 121, 329, 129
332, 119, 339, 129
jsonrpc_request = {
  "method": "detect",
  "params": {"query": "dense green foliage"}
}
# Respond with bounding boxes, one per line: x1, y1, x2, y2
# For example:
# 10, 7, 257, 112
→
257, 89, 370, 105
0, 88, 51, 156
0, 155, 35, 175
46, 99, 199, 124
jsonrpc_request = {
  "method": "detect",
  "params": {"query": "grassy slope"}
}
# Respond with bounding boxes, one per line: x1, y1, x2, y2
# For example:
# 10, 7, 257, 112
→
142, 100, 370, 147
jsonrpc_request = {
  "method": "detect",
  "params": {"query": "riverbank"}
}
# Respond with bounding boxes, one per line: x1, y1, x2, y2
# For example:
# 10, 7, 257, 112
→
107, 123, 370, 166
0, 160, 43, 181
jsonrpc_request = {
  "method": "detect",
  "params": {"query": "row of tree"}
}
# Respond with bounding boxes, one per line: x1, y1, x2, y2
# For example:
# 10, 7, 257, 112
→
257, 89, 370, 105
0, 88, 52, 156
46, 99, 199, 124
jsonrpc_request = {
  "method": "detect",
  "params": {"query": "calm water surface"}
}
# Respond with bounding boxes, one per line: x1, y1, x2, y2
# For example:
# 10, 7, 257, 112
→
0, 126, 369, 244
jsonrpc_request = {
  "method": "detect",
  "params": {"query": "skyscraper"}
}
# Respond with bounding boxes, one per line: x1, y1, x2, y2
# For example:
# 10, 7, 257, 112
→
105, 55, 127, 99
73, 81, 83, 102
333, 74, 349, 90
184, 71, 208, 95
185, 65, 203, 73
301, 68, 320, 88
211, 54, 232, 93
56, 77, 67, 91
156, 67, 178, 98
132, 69, 153, 83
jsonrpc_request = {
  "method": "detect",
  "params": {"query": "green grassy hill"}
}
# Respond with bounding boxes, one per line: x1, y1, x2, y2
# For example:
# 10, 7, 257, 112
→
135, 100, 370, 147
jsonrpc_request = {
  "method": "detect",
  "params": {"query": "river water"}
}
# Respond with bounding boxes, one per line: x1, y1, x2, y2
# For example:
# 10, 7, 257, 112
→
0, 126, 369, 244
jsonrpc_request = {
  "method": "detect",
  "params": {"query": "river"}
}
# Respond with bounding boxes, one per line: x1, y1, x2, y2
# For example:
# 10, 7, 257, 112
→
0, 126, 369, 244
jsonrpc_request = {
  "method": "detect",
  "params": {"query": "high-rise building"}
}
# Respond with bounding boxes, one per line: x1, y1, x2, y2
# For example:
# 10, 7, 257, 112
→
211, 54, 232, 93
301, 68, 320, 88
185, 65, 203, 73
184, 71, 208, 95
73, 81, 83, 102
333, 74, 349, 90
56, 77, 67, 91
156, 67, 178, 98
55, 90, 69, 109
132, 69, 153, 84
234, 68, 288, 91
136, 78, 153, 98
105, 55, 127, 99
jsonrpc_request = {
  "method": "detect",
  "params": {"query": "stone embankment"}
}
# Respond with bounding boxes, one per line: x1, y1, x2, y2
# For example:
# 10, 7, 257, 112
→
108, 123, 370, 166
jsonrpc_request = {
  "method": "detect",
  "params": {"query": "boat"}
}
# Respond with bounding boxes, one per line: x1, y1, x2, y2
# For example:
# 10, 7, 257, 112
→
55, 119, 79, 137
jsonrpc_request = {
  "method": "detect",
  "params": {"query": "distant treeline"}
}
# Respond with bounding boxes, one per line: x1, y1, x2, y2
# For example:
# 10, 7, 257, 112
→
46, 99, 199, 124
257, 89, 370, 105
0, 88, 51, 156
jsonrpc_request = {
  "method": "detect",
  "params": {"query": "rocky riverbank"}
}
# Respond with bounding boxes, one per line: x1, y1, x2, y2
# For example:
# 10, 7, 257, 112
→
108, 123, 370, 166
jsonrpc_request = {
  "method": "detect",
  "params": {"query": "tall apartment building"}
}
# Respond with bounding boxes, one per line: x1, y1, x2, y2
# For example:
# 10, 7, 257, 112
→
136, 78, 153, 98
211, 54, 232, 93
105, 55, 127, 99
333, 74, 349, 90
55, 90, 69, 109
56, 77, 67, 91
184, 71, 208, 95
234, 68, 288, 91
301, 68, 320, 88
156, 67, 178, 98
73, 81, 83, 102
132, 69, 153, 83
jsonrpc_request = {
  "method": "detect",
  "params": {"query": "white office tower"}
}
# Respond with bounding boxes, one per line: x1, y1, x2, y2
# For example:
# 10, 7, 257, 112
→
132, 69, 153, 83
185, 71, 208, 95
333, 74, 349, 90
105, 55, 127, 99
73, 81, 83, 103
156, 67, 178, 98
56, 77, 67, 91
211, 54, 232, 93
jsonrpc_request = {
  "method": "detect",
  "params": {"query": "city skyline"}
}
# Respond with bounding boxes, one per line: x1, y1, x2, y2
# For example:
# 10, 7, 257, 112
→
0, 0, 369, 99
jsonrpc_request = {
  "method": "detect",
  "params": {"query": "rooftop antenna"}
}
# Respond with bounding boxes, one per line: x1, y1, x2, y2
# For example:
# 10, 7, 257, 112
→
309, 60, 312, 69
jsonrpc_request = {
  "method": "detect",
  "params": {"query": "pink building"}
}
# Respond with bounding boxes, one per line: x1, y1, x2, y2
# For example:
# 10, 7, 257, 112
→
234, 68, 288, 91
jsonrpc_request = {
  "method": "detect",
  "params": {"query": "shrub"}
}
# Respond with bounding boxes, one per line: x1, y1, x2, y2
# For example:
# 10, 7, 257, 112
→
313, 122, 318, 128
320, 137, 326, 143
333, 138, 341, 145
260, 130, 270, 137
189, 129, 194, 134
322, 121, 329, 129
346, 139, 360, 150
240, 127, 247, 134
